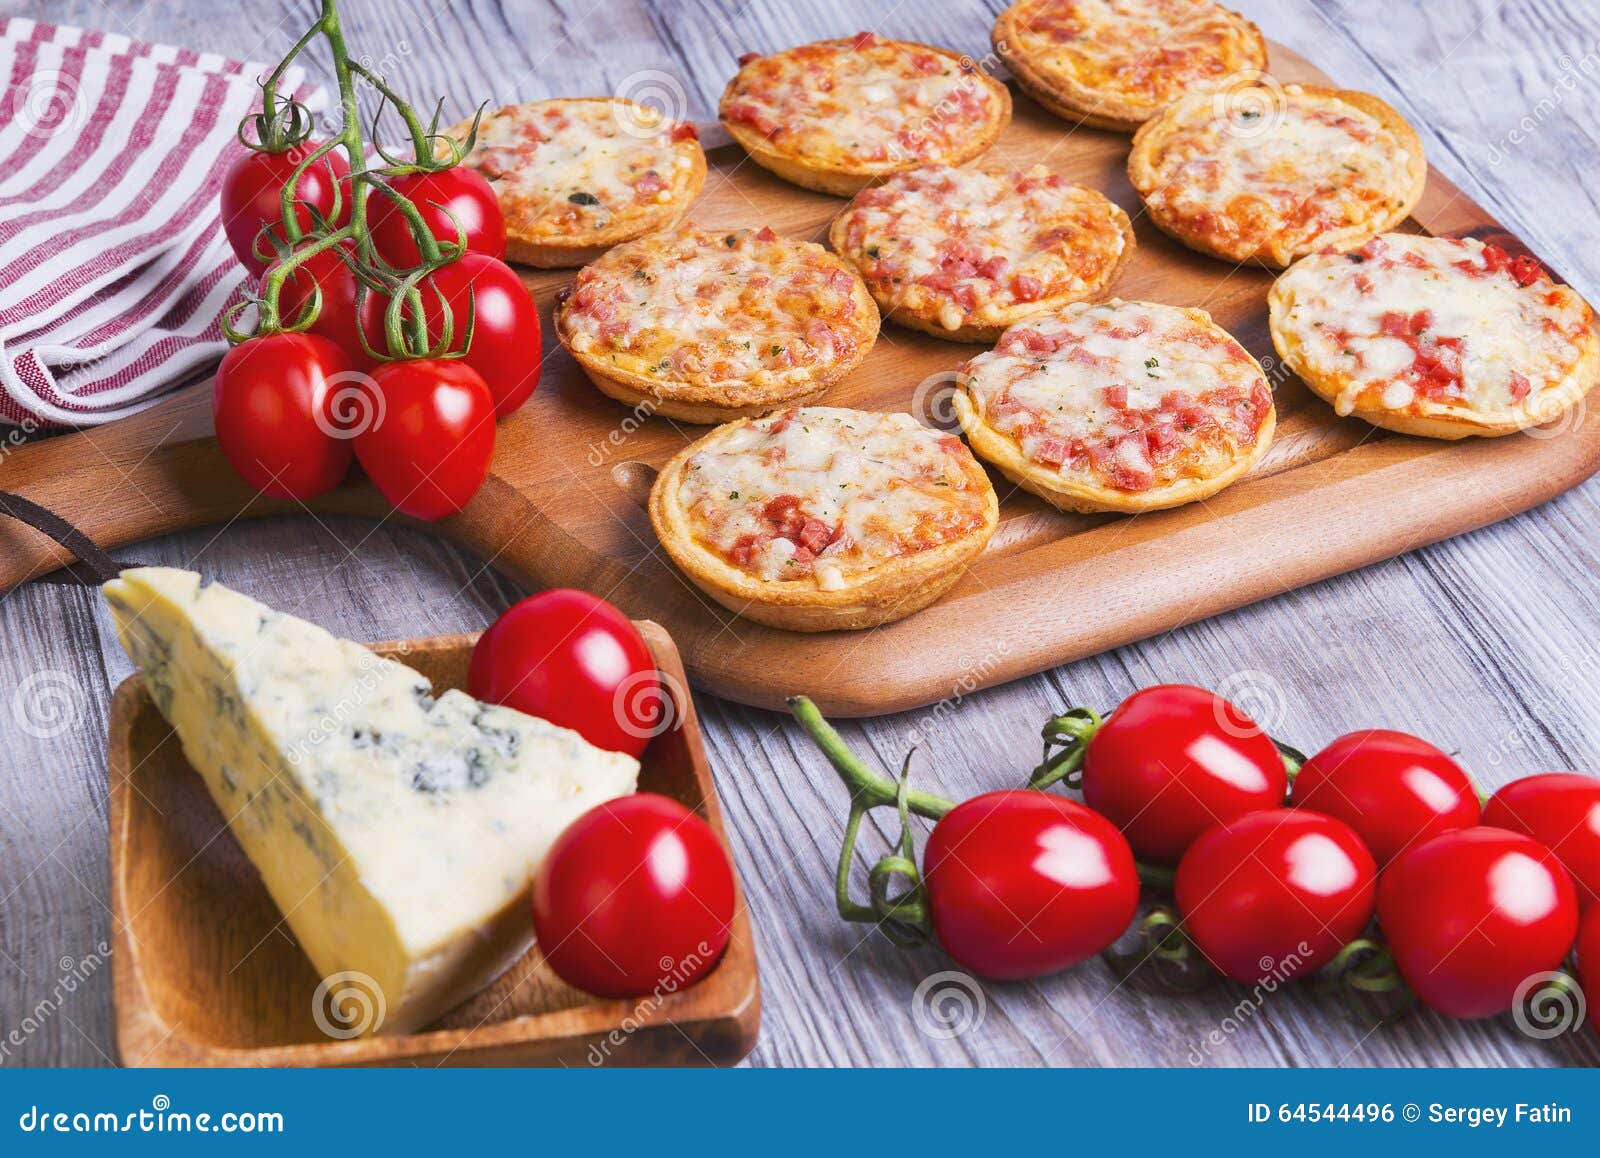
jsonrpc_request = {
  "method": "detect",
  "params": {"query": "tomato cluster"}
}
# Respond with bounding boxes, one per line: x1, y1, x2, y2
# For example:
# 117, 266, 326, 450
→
215, 80, 541, 519
791, 685, 1599, 1035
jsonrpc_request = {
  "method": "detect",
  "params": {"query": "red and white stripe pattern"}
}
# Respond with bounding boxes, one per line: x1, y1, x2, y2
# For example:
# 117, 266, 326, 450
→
0, 19, 320, 428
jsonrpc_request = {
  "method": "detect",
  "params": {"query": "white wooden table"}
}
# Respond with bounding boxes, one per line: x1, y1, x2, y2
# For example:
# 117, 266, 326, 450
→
3, 0, 1598, 1068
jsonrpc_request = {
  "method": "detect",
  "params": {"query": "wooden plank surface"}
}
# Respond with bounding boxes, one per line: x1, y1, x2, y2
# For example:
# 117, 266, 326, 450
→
3, 0, 1599, 1068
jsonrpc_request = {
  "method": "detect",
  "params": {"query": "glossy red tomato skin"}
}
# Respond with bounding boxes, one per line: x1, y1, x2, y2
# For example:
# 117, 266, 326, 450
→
532, 794, 736, 998
1292, 730, 1480, 866
1482, 773, 1600, 908
350, 359, 495, 520
212, 333, 353, 499
370, 167, 506, 267
1176, 808, 1377, 986
923, 791, 1139, 980
468, 589, 660, 758
359, 253, 541, 417
1378, 827, 1579, 1019
1081, 684, 1288, 864
220, 143, 351, 274
1579, 904, 1600, 1034
264, 243, 369, 366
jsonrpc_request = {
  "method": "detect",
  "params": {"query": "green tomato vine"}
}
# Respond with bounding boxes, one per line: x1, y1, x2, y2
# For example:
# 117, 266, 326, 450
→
221, 0, 486, 360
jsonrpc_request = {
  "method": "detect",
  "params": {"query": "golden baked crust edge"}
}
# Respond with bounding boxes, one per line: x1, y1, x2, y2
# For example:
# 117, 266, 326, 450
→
1126, 84, 1427, 268
826, 192, 1137, 344
647, 417, 1000, 631
717, 42, 1013, 196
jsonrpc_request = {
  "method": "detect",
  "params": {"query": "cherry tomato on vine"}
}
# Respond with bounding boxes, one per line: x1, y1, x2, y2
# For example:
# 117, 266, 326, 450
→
922, 791, 1139, 980
1291, 730, 1480, 866
369, 167, 506, 267
468, 589, 660, 758
1482, 773, 1600, 908
212, 332, 354, 499
532, 794, 736, 998
263, 243, 369, 367
1378, 827, 1578, 1019
220, 142, 351, 275
1080, 684, 1288, 864
1579, 904, 1600, 1035
1175, 808, 1376, 986
359, 252, 541, 416
350, 358, 495, 520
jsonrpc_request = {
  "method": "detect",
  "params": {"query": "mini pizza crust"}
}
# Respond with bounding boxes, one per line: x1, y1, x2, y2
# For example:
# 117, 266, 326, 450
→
719, 35, 1012, 196
955, 300, 1277, 513
827, 165, 1136, 344
1267, 234, 1600, 439
649, 408, 999, 631
555, 226, 880, 423
1127, 83, 1426, 268
994, 0, 1268, 132
449, 98, 706, 268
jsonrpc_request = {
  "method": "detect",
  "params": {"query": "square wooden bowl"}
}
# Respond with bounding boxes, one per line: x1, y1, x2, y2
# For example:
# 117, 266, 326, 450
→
107, 622, 761, 1067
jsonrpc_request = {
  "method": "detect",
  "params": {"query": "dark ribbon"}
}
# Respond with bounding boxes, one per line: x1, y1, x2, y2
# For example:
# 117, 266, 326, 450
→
0, 490, 129, 586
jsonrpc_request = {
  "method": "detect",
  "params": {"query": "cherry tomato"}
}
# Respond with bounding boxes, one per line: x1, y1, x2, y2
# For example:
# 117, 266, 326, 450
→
532, 794, 736, 998
212, 333, 353, 499
360, 253, 541, 416
923, 791, 1139, 980
350, 359, 495, 520
1081, 684, 1288, 864
369, 167, 506, 268
1579, 904, 1599, 1035
1482, 773, 1600, 908
469, 589, 660, 758
263, 243, 368, 366
1378, 827, 1579, 1019
220, 142, 351, 274
1292, 729, 1480, 866
1175, 808, 1376, 986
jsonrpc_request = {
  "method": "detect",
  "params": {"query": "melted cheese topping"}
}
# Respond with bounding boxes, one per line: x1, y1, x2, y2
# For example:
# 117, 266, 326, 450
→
675, 408, 991, 587
961, 300, 1272, 492
1136, 85, 1417, 260
836, 165, 1128, 329
722, 33, 1002, 168
561, 226, 873, 388
1273, 233, 1596, 416
461, 99, 700, 241
1004, 0, 1263, 116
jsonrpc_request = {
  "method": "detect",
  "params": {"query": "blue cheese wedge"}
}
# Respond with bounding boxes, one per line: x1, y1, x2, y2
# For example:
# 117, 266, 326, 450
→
104, 567, 638, 1035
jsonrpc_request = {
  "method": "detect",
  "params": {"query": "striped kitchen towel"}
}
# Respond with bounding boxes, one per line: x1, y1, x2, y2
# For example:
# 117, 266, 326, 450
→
0, 19, 321, 429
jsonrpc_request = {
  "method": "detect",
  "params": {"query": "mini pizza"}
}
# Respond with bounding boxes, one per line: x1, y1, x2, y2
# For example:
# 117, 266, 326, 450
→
955, 300, 1276, 512
828, 164, 1135, 343
1268, 233, 1600, 438
719, 33, 1012, 196
449, 98, 706, 267
1127, 83, 1426, 267
994, 0, 1267, 131
554, 225, 879, 423
649, 407, 999, 631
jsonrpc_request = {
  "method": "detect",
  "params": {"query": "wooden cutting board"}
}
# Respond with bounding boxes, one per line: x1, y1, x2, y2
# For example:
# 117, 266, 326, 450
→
3, 43, 1596, 717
